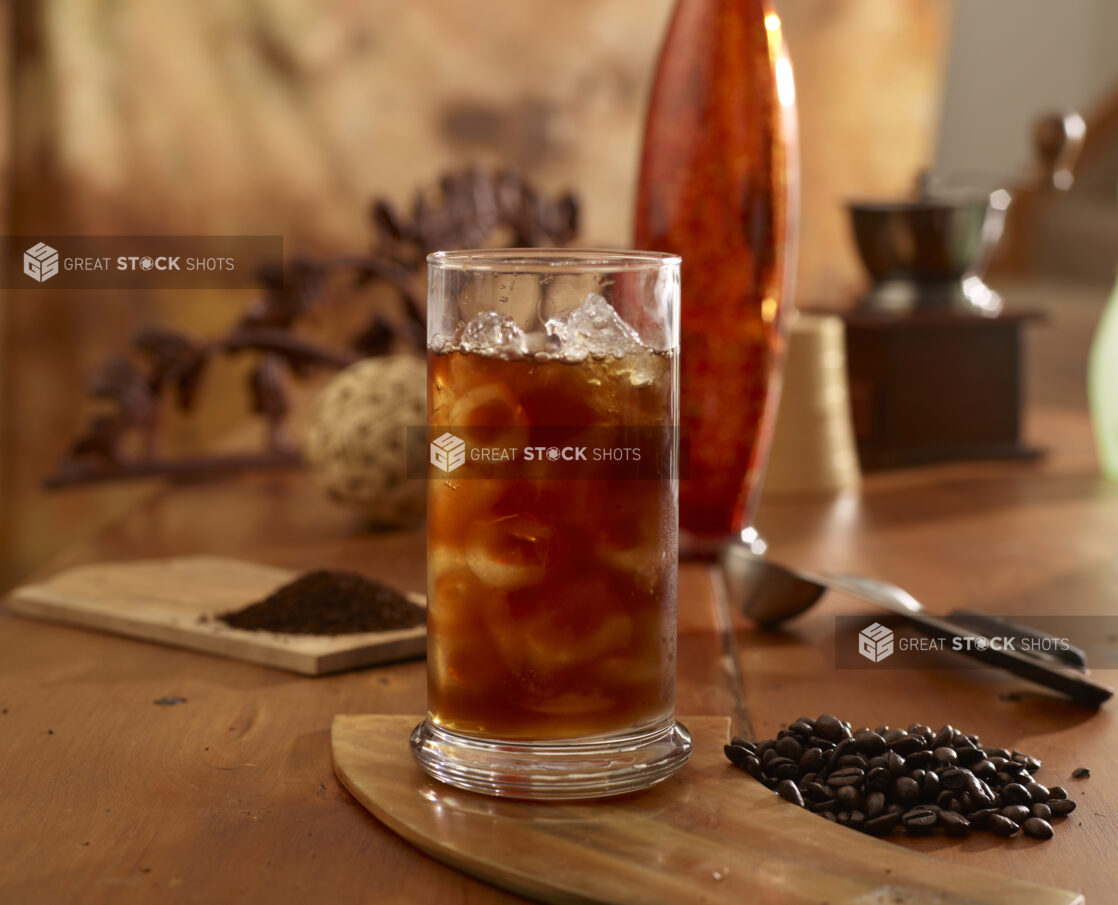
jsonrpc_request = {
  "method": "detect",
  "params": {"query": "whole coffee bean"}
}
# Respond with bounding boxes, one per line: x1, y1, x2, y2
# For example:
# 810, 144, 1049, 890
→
906, 749, 936, 769
815, 714, 847, 742
922, 771, 940, 798
966, 772, 994, 800
989, 814, 1019, 837
1025, 782, 1050, 803
940, 768, 969, 791
956, 747, 985, 766
726, 717, 1069, 843
1072, 767, 1090, 779
902, 807, 938, 833
939, 811, 971, 836
1022, 817, 1054, 839
1048, 798, 1076, 817
864, 811, 902, 835
799, 747, 824, 773
908, 723, 933, 742
827, 767, 864, 788
789, 718, 815, 736
853, 729, 887, 755
777, 779, 805, 807
866, 766, 890, 791
724, 744, 753, 767
884, 750, 906, 776
775, 736, 803, 760
889, 735, 926, 756
972, 759, 997, 779
893, 776, 920, 806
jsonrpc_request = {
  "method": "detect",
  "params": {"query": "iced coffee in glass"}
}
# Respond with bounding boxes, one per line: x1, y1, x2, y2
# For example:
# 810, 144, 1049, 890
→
410, 249, 690, 799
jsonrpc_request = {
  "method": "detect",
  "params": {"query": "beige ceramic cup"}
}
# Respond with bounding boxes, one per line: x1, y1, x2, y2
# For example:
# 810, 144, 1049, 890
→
762, 314, 860, 495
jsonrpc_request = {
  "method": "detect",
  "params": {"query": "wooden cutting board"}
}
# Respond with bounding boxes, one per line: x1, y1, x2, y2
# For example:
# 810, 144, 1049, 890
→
6, 556, 426, 675
331, 715, 1084, 905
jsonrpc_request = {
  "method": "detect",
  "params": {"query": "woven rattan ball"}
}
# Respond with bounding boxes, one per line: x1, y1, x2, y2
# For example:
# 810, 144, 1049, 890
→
305, 355, 426, 526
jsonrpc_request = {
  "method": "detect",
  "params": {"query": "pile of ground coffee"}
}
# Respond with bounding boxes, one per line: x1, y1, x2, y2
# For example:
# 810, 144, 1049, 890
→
725, 715, 1078, 840
218, 569, 425, 635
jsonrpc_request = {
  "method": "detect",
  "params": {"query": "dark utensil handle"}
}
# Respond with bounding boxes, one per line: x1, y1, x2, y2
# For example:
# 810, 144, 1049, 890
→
946, 609, 1089, 672
905, 609, 1113, 707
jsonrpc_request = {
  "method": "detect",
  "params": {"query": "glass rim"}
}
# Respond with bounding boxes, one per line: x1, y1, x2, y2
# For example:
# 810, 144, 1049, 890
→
427, 247, 681, 273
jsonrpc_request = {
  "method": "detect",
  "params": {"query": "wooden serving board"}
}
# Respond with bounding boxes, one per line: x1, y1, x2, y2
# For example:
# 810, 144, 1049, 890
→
332, 715, 1084, 905
6, 556, 426, 676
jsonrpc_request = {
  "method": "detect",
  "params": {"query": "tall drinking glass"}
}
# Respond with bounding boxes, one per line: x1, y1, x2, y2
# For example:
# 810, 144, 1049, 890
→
411, 249, 691, 799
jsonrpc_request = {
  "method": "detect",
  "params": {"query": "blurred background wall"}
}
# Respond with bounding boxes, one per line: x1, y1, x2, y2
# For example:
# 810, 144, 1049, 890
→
937, 0, 1118, 284
9, 0, 1114, 590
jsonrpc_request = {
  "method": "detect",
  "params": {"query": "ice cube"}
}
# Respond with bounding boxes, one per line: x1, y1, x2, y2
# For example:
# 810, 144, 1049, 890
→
544, 293, 644, 360
455, 311, 528, 357
522, 329, 562, 358
465, 514, 552, 589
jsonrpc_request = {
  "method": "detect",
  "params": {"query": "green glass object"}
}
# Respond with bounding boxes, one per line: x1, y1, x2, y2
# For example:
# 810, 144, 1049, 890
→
1089, 268, 1118, 481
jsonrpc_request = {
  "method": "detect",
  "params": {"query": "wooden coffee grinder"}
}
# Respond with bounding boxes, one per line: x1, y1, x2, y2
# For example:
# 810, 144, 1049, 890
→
836, 113, 1084, 469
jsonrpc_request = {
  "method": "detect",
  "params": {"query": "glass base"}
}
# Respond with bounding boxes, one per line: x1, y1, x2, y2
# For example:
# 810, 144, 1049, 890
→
410, 718, 693, 800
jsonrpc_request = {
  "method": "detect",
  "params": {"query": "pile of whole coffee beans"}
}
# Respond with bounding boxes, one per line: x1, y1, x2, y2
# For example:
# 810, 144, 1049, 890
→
724, 715, 1077, 840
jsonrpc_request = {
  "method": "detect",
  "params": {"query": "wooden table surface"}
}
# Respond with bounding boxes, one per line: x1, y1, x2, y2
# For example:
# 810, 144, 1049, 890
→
2, 289, 1117, 904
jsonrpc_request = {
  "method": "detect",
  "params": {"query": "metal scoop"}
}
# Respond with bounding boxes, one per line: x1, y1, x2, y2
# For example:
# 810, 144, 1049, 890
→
719, 543, 1112, 707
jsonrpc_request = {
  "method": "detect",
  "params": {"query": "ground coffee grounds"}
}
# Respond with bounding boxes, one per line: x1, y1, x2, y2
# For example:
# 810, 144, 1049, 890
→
218, 569, 425, 635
